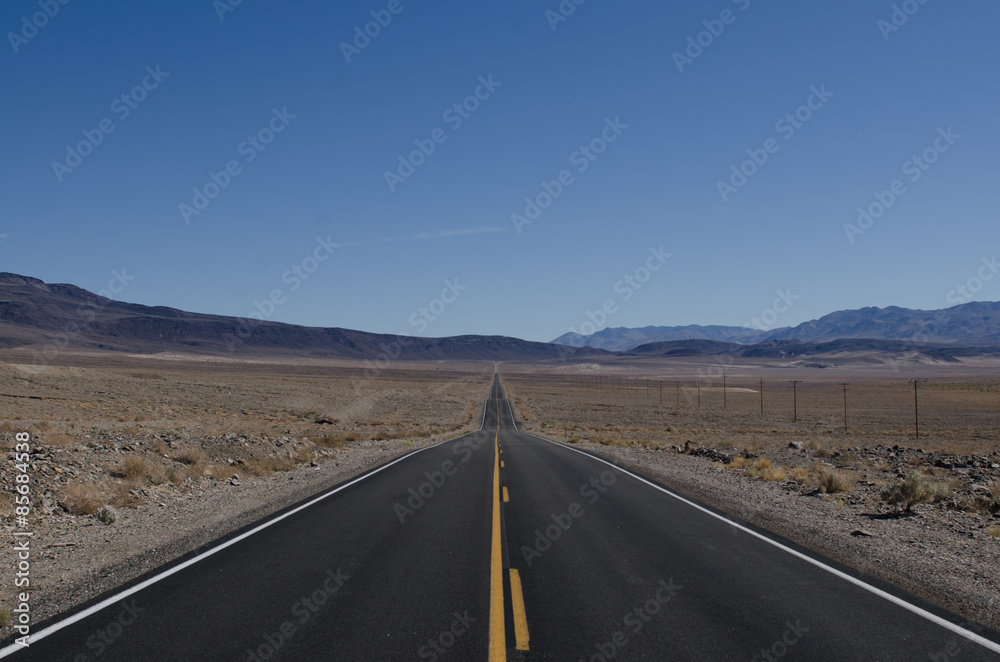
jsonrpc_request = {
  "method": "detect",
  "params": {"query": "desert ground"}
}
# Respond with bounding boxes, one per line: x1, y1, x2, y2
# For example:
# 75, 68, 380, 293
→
1, 349, 999, 635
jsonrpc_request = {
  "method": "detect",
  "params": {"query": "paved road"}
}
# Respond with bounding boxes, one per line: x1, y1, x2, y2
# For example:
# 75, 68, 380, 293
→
4, 374, 1000, 660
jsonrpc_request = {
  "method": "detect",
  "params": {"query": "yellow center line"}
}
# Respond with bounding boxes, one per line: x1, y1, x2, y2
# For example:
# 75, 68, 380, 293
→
489, 386, 506, 661
509, 569, 530, 651
503, 486, 509, 503
501, 460, 505, 468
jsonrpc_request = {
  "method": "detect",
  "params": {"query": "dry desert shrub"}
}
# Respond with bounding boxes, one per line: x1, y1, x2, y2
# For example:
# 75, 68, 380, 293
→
788, 467, 811, 485
745, 458, 787, 482
96, 505, 119, 525
728, 456, 752, 470
880, 472, 949, 512
209, 464, 237, 481
60, 481, 103, 515
819, 468, 855, 494
116, 455, 153, 483
984, 525, 1000, 538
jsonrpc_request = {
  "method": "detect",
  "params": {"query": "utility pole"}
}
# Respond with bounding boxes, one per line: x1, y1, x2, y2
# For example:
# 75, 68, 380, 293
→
789, 380, 802, 422
759, 378, 764, 415
840, 383, 849, 432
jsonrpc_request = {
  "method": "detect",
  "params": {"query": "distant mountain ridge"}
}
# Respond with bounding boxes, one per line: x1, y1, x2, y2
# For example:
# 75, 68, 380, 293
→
553, 302, 1000, 351
0, 273, 598, 362
552, 325, 773, 352
4, 273, 999, 363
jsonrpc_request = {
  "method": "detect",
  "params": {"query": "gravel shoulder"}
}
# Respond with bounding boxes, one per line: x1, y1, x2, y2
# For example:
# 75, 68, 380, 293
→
534, 436, 1000, 633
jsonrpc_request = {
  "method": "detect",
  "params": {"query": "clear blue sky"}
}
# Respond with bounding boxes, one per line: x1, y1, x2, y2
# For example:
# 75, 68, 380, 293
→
3, 0, 998, 342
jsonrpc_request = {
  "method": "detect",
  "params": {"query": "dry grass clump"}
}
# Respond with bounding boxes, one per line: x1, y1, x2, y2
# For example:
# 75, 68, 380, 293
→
118, 455, 151, 481
880, 472, 949, 512
819, 468, 855, 494
805, 436, 831, 457
745, 458, 787, 482
788, 467, 811, 485
984, 525, 1000, 538
59, 481, 103, 515
115, 455, 169, 485
171, 448, 207, 480
727, 456, 753, 470
209, 464, 237, 481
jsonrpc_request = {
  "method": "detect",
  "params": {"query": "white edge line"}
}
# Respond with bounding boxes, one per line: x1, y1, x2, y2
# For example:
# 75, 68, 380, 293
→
0, 388, 497, 658
517, 428, 1000, 654
494, 372, 999, 654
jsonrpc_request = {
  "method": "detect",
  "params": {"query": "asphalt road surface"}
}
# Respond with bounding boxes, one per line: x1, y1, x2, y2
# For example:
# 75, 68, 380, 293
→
4, 373, 999, 660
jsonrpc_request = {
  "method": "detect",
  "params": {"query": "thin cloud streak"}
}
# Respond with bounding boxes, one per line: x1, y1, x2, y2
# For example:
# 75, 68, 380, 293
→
340, 226, 508, 248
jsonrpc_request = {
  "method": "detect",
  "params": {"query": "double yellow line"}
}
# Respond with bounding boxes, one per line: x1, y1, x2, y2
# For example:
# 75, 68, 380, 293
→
489, 382, 529, 660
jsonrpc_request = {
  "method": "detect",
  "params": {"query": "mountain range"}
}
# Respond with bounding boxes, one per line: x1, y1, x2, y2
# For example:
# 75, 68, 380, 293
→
0, 273, 594, 362
2, 273, 1000, 364
552, 302, 1000, 351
